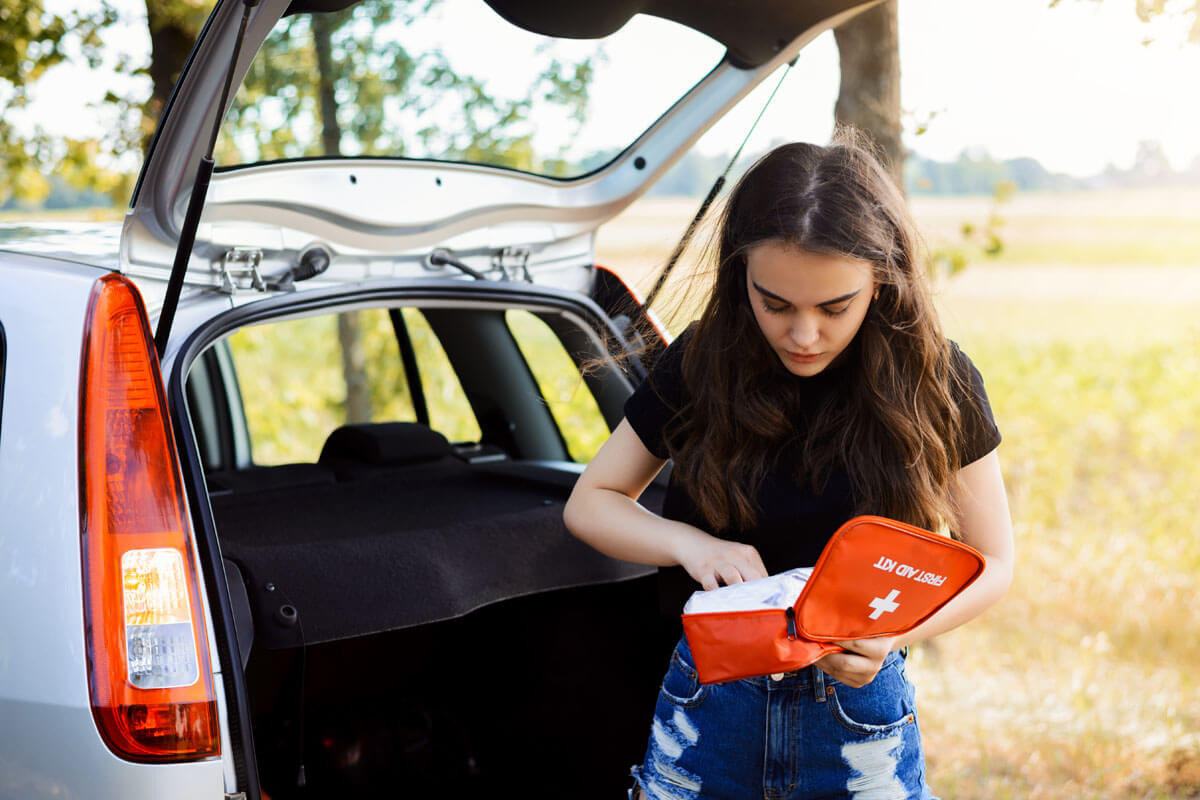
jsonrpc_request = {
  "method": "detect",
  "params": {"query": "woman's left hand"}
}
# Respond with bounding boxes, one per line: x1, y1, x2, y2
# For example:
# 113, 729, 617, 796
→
815, 637, 898, 688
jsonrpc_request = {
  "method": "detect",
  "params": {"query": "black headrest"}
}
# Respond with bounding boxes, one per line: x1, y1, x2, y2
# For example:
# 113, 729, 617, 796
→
319, 422, 453, 467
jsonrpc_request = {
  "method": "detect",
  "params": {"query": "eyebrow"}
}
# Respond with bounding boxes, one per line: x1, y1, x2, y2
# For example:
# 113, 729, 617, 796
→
751, 281, 861, 309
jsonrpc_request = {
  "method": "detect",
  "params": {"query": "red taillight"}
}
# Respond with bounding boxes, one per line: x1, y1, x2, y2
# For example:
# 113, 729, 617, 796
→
79, 273, 220, 762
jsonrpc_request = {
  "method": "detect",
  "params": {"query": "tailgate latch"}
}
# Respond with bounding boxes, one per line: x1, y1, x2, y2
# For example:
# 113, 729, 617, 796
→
491, 246, 531, 282
216, 248, 266, 294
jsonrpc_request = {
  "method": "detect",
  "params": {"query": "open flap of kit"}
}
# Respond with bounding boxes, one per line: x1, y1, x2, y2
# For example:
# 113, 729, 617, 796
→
681, 515, 986, 684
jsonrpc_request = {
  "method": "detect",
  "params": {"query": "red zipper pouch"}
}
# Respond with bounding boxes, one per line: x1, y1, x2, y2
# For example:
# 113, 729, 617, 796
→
680, 515, 986, 684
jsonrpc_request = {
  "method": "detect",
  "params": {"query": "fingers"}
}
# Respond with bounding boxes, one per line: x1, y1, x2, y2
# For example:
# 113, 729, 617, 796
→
699, 562, 752, 591
817, 638, 896, 688
816, 652, 875, 688
687, 539, 767, 590
834, 637, 894, 661
716, 562, 746, 587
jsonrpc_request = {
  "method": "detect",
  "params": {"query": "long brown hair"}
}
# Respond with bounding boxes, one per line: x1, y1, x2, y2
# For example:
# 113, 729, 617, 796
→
666, 132, 968, 536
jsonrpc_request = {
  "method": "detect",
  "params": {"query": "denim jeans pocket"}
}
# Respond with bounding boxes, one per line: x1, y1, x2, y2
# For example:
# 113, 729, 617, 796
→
659, 646, 709, 708
825, 659, 916, 736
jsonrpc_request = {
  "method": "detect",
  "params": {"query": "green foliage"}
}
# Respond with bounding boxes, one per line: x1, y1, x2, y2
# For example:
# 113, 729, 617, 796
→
221, 0, 594, 171
1052, 0, 1200, 42
225, 307, 483, 465
0, 0, 119, 204
2, 0, 597, 207
929, 180, 1014, 277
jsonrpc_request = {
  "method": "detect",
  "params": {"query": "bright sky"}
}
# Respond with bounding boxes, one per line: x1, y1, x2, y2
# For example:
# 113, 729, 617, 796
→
21, 0, 1200, 179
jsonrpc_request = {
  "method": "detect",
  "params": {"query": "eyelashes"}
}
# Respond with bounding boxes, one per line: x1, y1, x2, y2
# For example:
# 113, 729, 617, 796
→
759, 300, 850, 318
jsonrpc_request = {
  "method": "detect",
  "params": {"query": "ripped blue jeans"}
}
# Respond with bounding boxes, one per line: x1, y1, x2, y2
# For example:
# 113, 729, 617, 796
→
630, 637, 936, 800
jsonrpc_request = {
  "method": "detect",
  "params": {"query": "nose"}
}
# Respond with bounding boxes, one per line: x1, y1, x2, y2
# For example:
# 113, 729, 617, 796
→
789, 313, 820, 348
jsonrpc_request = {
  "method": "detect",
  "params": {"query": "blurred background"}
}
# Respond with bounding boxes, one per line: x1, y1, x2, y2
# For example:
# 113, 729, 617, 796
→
3, 0, 1198, 796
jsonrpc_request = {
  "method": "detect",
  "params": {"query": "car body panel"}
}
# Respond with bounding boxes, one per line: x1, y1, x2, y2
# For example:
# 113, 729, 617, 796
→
0, 699, 224, 800
0, 255, 231, 796
0, 224, 122, 271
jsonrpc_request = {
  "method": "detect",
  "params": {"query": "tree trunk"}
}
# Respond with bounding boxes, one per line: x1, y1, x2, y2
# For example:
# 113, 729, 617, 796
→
144, 3, 197, 143
338, 312, 373, 424
833, 0, 904, 188
313, 13, 342, 155
314, 15, 372, 424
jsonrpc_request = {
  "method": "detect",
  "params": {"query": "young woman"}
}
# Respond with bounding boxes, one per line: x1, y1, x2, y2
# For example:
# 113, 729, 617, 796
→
563, 136, 1014, 800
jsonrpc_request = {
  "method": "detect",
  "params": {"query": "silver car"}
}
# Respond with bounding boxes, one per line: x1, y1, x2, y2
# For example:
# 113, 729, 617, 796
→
0, 0, 873, 797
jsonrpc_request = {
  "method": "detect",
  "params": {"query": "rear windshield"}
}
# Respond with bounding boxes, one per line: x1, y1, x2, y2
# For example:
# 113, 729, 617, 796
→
218, 0, 723, 177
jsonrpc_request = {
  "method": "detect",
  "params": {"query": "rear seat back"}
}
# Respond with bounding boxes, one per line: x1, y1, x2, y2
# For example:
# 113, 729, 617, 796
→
206, 463, 337, 495
318, 422, 455, 479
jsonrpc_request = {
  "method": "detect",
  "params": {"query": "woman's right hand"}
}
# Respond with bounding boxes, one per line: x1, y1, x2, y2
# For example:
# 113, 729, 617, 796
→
674, 530, 768, 590
565, 420, 768, 589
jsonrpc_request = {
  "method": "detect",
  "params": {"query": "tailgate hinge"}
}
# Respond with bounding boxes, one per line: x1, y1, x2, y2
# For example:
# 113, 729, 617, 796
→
216, 248, 267, 294
491, 245, 532, 282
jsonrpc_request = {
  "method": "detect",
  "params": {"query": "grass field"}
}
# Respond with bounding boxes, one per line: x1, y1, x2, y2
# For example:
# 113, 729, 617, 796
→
598, 189, 1200, 799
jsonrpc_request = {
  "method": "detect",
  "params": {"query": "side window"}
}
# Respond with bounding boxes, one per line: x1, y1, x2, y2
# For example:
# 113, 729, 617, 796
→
505, 310, 609, 462
399, 308, 481, 444
225, 307, 478, 466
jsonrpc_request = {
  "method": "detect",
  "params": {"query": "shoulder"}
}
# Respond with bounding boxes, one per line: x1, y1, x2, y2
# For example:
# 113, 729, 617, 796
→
945, 340, 1002, 465
944, 340, 989, 398
622, 323, 696, 460
641, 322, 697, 393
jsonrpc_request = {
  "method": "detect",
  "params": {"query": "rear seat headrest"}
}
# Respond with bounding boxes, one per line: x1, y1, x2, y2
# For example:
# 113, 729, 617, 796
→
319, 422, 453, 467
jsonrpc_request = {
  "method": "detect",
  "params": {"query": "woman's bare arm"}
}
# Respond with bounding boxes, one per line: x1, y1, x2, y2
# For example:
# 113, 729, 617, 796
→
818, 449, 1014, 686
564, 419, 767, 590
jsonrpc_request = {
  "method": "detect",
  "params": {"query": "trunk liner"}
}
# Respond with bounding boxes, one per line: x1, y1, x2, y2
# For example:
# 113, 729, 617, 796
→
212, 459, 661, 645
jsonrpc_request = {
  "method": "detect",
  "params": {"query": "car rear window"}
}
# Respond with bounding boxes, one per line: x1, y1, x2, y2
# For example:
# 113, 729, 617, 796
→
226, 307, 480, 466
218, 0, 722, 178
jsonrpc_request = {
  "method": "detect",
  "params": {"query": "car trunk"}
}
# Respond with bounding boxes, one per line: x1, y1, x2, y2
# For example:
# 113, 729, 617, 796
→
168, 286, 679, 797
137, 0, 883, 792
210, 437, 674, 797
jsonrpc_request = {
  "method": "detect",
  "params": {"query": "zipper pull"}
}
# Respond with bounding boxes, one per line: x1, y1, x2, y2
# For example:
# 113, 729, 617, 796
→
785, 606, 797, 640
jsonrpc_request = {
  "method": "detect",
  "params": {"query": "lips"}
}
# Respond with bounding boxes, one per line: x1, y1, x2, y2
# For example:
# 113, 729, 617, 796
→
787, 351, 823, 363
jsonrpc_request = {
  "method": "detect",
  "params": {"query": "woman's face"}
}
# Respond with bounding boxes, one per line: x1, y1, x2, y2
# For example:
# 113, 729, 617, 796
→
744, 241, 877, 377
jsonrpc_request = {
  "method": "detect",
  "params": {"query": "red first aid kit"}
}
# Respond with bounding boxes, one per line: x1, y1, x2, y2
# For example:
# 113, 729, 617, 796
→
680, 515, 986, 684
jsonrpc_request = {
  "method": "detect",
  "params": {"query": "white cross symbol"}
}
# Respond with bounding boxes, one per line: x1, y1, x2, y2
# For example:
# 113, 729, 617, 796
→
868, 589, 901, 620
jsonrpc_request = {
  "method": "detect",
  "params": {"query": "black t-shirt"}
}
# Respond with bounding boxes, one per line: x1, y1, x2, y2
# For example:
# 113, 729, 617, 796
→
624, 325, 1002, 617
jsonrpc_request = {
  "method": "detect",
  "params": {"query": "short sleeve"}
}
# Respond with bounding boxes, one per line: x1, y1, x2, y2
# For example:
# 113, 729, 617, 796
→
949, 342, 1002, 467
622, 326, 693, 460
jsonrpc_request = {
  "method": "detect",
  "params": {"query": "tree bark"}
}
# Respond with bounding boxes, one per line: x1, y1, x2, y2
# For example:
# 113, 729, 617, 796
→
338, 312, 373, 424
314, 16, 372, 424
144, 3, 197, 144
833, 0, 904, 188
313, 13, 342, 155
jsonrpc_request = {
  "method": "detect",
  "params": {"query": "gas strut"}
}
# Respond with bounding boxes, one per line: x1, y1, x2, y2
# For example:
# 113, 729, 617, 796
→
639, 62, 793, 314
154, 0, 260, 358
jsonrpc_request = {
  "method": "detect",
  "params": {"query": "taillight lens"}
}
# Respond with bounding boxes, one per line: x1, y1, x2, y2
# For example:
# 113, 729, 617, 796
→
79, 273, 219, 761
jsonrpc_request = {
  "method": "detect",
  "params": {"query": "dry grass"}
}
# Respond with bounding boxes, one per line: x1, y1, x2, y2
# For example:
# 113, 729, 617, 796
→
599, 189, 1200, 799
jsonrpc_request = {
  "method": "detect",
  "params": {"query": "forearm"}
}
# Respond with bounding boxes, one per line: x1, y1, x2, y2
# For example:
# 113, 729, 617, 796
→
892, 551, 1013, 649
563, 485, 706, 567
